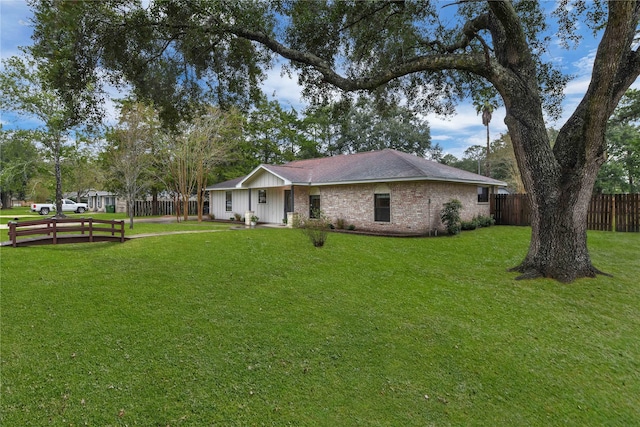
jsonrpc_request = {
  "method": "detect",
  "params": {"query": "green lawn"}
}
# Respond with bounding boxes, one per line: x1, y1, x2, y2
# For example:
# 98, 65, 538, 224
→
1, 226, 639, 426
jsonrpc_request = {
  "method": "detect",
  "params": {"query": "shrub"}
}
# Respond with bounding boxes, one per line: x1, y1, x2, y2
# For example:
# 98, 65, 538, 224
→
234, 213, 241, 221
475, 214, 495, 228
441, 199, 462, 235
294, 211, 332, 247
336, 217, 346, 229
347, 224, 356, 231
461, 220, 478, 230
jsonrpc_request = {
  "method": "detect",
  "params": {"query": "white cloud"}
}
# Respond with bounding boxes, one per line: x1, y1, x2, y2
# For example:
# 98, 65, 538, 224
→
261, 67, 306, 110
563, 76, 591, 96
571, 49, 597, 76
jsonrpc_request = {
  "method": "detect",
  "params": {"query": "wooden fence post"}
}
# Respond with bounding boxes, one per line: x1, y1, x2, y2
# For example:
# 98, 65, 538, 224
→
9, 221, 17, 248
52, 218, 57, 244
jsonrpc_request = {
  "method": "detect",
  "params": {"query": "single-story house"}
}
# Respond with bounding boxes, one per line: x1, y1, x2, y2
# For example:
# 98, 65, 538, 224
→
86, 190, 126, 213
207, 149, 506, 234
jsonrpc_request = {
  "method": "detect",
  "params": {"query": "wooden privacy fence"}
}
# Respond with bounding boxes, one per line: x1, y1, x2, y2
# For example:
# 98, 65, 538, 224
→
615, 193, 640, 232
132, 200, 199, 217
491, 194, 531, 226
491, 193, 640, 232
6, 217, 126, 247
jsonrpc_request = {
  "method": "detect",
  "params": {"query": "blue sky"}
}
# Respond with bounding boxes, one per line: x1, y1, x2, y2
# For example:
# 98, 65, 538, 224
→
1, 0, 637, 158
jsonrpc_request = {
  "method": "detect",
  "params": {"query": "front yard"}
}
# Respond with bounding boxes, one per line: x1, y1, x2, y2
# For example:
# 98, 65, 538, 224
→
1, 226, 638, 425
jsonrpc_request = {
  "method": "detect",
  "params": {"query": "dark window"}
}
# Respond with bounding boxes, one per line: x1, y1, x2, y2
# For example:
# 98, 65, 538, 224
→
375, 193, 390, 222
258, 189, 267, 204
309, 195, 320, 218
477, 186, 489, 203
225, 191, 232, 212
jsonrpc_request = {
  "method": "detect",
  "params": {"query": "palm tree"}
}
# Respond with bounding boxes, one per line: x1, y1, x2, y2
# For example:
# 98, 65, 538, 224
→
476, 101, 495, 177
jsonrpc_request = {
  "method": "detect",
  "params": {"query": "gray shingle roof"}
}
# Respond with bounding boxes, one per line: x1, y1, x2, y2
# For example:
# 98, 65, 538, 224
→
208, 149, 506, 189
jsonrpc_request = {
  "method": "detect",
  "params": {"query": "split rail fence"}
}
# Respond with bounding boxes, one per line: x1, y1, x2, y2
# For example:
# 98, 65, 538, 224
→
7, 217, 126, 247
491, 193, 639, 232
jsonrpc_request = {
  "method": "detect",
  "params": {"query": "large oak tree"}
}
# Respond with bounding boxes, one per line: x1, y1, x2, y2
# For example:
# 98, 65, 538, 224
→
29, 0, 640, 282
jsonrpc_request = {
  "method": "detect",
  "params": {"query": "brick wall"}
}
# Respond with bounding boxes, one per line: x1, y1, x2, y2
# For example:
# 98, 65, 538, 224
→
292, 181, 491, 234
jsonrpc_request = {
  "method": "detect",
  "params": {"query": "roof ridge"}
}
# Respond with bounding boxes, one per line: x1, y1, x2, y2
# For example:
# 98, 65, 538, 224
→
386, 149, 429, 175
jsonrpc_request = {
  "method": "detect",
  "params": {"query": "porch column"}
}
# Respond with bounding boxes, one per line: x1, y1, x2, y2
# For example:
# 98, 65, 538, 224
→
290, 185, 294, 212
245, 189, 254, 226
286, 185, 296, 228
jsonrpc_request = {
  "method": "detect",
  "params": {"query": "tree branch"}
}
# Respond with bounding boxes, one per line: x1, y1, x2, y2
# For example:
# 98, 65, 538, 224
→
222, 24, 498, 92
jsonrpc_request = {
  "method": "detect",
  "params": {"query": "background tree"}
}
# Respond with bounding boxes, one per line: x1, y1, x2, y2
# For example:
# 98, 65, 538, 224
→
489, 134, 525, 193
332, 97, 435, 157
30, 1, 640, 282
0, 129, 40, 208
189, 105, 244, 222
104, 101, 159, 229
474, 99, 498, 177
453, 145, 487, 175
246, 98, 306, 164
595, 89, 640, 193
0, 55, 83, 216
299, 104, 341, 158
62, 136, 101, 202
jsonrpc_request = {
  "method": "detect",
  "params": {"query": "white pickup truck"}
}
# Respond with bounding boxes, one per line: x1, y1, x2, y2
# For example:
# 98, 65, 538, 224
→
31, 199, 89, 215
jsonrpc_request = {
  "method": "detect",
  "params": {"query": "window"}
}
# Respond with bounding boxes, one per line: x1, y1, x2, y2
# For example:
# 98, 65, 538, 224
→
375, 193, 390, 222
477, 186, 489, 203
309, 195, 320, 218
258, 189, 267, 204
225, 191, 232, 212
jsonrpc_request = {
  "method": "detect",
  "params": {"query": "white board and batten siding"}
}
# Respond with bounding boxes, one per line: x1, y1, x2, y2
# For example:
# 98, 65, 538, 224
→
210, 187, 286, 223
251, 187, 286, 224
244, 170, 286, 188
210, 189, 249, 220
241, 170, 288, 224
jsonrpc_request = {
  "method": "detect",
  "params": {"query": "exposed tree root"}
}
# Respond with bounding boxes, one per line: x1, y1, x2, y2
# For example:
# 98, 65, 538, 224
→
509, 263, 612, 283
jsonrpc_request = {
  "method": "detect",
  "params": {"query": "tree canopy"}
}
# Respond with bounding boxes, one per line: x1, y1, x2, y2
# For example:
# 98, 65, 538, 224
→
0, 53, 89, 214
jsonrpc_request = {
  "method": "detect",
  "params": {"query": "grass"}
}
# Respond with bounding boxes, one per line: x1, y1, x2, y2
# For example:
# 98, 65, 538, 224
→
1, 226, 639, 425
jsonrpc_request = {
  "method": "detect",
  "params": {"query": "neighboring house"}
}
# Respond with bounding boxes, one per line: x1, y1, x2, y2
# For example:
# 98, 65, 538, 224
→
207, 149, 507, 234
86, 190, 127, 213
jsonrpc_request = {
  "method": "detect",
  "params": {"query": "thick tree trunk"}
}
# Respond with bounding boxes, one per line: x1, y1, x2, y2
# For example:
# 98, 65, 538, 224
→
512, 177, 603, 282
485, 1, 639, 282
503, 89, 608, 282
0, 192, 11, 210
